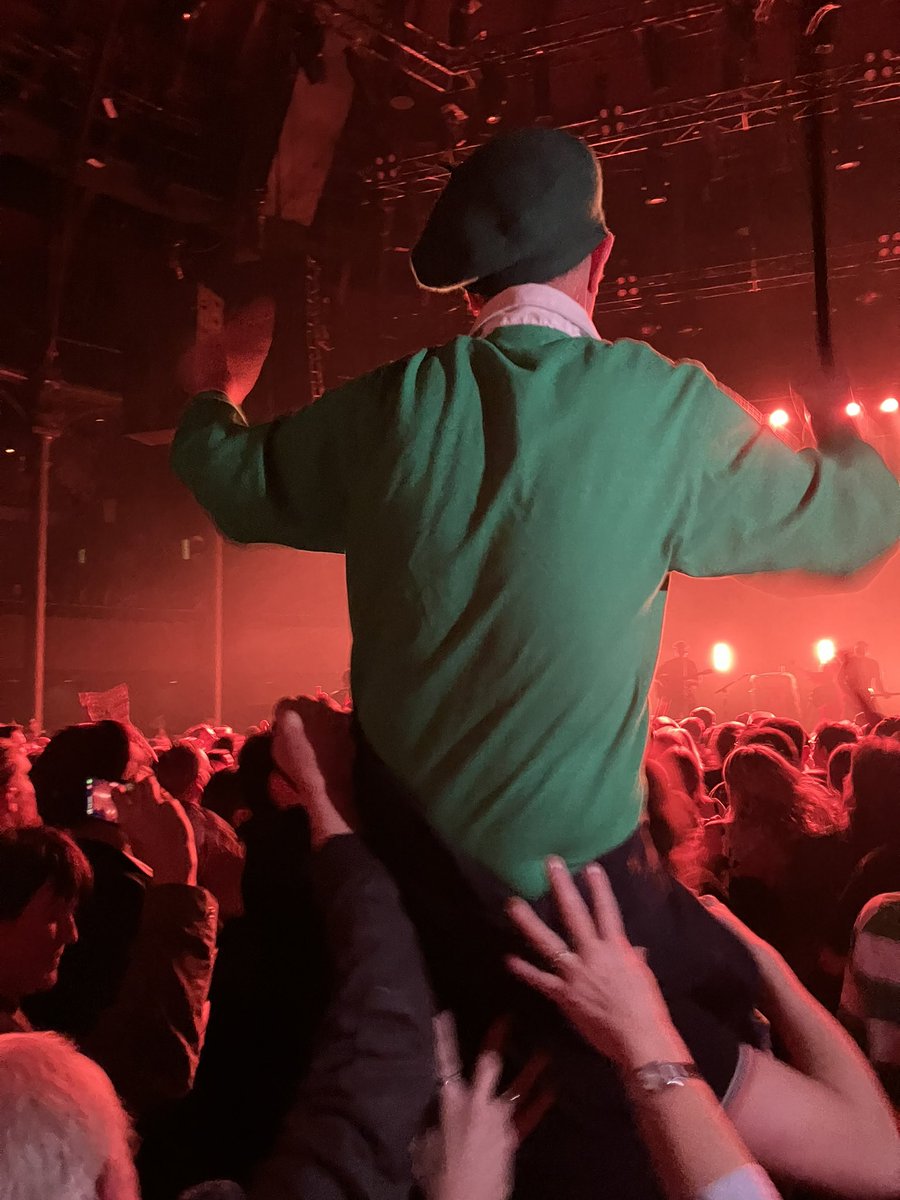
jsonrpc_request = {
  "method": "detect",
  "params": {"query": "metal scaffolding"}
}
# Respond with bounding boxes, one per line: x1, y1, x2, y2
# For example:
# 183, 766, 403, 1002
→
367, 63, 900, 196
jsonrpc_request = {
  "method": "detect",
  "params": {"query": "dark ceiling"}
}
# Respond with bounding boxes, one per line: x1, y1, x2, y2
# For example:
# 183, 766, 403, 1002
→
0, 0, 898, 426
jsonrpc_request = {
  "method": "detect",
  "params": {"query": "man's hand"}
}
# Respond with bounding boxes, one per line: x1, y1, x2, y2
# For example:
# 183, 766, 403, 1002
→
116, 774, 199, 887
791, 369, 857, 450
179, 296, 275, 407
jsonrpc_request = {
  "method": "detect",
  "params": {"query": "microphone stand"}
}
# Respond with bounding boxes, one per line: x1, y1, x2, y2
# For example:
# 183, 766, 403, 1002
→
715, 672, 751, 720
715, 673, 751, 696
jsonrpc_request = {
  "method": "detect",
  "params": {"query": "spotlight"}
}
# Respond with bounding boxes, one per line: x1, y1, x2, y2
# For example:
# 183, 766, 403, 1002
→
768, 408, 790, 428
832, 96, 862, 172
641, 150, 669, 206
880, 396, 898, 413
712, 643, 734, 673
816, 639, 836, 666
4, 447, 14, 455
845, 401, 862, 417
479, 62, 509, 126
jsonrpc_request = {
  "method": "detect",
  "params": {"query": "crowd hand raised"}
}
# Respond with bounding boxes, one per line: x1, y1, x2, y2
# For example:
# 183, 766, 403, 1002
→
115, 773, 198, 888
272, 695, 356, 844
178, 296, 274, 408
415, 1013, 519, 1200
506, 858, 680, 1070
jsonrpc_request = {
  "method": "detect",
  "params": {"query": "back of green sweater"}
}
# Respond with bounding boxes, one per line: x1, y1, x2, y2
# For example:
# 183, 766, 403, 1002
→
172, 328, 900, 897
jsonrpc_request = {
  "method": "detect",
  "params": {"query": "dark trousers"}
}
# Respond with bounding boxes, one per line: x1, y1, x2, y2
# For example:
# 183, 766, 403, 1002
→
355, 736, 761, 1200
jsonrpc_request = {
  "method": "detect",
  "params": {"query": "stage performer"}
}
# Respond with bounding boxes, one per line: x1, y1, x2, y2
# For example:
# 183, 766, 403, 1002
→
656, 640, 701, 718
173, 129, 900, 1199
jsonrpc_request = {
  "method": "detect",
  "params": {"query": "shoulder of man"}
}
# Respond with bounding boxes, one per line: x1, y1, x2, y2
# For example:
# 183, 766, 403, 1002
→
317, 343, 450, 406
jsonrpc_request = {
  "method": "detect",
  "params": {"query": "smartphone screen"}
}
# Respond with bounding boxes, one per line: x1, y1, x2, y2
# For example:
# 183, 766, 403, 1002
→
85, 779, 123, 823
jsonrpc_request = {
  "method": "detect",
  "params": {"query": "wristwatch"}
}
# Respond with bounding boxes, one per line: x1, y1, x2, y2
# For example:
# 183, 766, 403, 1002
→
631, 1061, 703, 1093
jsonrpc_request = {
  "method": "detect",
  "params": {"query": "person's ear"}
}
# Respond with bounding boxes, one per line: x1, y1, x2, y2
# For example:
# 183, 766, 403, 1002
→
589, 233, 615, 290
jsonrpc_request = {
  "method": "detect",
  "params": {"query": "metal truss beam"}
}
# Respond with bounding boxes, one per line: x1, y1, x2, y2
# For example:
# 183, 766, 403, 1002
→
368, 64, 900, 196
595, 240, 899, 312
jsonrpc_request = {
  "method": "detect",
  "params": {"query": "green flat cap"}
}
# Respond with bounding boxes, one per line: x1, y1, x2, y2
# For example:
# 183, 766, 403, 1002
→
411, 126, 608, 295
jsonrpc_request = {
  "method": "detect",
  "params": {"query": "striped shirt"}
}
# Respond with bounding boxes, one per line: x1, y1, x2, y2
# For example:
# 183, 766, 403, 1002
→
839, 891, 900, 1104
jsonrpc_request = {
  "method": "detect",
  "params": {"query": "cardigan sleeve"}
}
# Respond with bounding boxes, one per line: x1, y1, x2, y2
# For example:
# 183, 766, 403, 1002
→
170, 389, 351, 553
666, 361, 900, 579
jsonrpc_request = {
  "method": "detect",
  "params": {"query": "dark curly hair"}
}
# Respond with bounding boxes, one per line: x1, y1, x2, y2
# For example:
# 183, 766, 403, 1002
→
0, 826, 92, 920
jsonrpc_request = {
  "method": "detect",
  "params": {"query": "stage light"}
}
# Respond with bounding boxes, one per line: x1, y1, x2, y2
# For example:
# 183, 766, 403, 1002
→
712, 643, 734, 673
642, 149, 670, 206
816, 639, 836, 665
880, 396, 898, 413
768, 408, 789, 428
4, 447, 14, 455
845, 401, 862, 417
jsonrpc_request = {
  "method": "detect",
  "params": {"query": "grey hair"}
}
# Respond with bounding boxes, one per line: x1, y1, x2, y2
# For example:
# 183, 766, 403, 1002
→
0, 1032, 138, 1200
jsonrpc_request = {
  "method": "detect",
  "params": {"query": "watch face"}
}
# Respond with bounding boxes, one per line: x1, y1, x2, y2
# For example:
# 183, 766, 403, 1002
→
634, 1061, 699, 1092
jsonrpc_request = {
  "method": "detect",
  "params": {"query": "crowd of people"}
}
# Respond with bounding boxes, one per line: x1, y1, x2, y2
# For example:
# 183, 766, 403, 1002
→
1, 691, 899, 1200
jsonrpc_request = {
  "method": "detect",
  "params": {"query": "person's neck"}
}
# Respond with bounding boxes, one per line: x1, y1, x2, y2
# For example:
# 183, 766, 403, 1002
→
542, 280, 594, 316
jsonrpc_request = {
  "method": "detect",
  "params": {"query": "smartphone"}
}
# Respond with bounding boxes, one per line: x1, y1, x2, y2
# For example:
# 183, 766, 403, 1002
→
85, 779, 132, 823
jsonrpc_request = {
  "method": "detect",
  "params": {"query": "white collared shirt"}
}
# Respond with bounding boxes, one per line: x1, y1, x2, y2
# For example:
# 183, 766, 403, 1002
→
470, 283, 601, 341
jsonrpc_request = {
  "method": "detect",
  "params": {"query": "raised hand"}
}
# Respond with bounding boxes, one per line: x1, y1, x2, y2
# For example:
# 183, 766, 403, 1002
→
116, 774, 198, 887
272, 695, 356, 845
179, 296, 274, 407
416, 1012, 518, 1200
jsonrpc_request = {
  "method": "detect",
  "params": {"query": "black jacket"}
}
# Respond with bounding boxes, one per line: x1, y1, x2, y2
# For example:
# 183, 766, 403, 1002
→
251, 834, 435, 1200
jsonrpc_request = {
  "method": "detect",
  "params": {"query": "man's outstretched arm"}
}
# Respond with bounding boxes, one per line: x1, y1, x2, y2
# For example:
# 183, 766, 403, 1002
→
665, 360, 900, 580
172, 393, 347, 551
171, 301, 349, 551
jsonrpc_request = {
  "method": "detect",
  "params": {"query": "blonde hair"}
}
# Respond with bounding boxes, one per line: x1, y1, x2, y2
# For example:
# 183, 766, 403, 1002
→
0, 1032, 138, 1200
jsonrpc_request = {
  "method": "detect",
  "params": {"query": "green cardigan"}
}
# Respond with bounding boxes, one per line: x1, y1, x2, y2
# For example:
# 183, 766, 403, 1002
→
172, 328, 900, 897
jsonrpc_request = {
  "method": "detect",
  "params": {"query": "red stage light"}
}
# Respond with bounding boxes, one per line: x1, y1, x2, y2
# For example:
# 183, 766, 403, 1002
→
845, 401, 862, 417
768, 409, 789, 428
880, 396, 899, 414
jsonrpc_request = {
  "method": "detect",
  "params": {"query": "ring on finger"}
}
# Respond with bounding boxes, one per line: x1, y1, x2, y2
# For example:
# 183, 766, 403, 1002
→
551, 948, 575, 969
